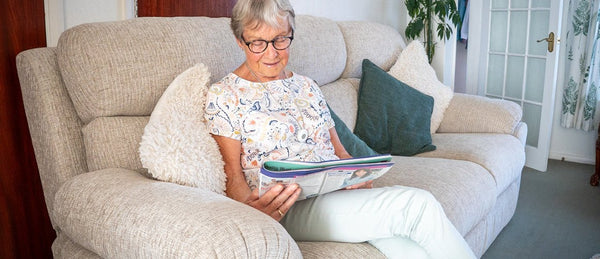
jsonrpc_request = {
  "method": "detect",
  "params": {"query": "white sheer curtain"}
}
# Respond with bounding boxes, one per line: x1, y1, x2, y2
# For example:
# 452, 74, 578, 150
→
561, 0, 600, 131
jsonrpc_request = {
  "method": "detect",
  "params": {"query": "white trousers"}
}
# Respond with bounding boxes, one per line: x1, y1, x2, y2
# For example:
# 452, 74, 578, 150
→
281, 186, 476, 259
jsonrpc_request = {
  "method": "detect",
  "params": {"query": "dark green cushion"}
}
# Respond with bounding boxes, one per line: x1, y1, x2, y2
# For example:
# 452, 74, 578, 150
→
354, 59, 436, 156
328, 105, 379, 157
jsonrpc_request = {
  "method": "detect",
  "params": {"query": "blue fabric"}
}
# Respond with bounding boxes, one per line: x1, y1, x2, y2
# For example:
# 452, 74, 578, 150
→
458, 0, 468, 40
354, 59, 436, 156
328, 105, 379, 157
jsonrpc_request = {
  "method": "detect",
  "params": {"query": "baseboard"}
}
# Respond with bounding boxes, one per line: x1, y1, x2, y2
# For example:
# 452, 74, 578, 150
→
549, 151, 595, 165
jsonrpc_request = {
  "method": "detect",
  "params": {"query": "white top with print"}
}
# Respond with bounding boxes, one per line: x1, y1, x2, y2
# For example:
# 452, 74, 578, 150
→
204, 72, 338, 189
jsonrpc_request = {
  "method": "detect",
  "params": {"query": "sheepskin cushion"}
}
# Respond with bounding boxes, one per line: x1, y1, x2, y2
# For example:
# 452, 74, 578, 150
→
388, 40, 454, 134
139, 63, 226, 195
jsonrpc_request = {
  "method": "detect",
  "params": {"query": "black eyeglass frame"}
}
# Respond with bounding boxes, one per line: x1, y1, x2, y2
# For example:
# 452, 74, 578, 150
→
241, 30, 294, 54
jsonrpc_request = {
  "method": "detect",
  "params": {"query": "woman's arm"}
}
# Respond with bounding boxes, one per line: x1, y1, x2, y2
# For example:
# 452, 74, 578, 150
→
211, 134, 301, 221
329, 127, 352, 159
329, 128, 373, 190
211, 134, 251, 201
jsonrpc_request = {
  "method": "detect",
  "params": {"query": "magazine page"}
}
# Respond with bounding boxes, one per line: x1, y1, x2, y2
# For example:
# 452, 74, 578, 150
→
258, 170, 326, 200
258, 155, 394, 200
263, 154, 392, 172
323, 164, 392, 192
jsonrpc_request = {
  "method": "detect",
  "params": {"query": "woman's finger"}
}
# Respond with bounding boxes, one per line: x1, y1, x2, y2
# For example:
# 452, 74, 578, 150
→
250, 184, 283, 208
266, 184, 298, 210
279, 187, 301, 213
345, 180, 374, 190
272, 187, 301, 220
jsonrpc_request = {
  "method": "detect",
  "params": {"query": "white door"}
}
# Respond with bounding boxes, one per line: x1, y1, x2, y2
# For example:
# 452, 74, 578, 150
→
466, 0, 564, 172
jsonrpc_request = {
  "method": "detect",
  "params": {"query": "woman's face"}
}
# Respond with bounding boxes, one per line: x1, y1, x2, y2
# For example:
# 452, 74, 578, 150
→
238, 19, 291, 82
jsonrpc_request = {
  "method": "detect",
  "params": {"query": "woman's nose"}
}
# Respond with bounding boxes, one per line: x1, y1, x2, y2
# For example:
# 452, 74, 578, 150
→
263, 43, 279, 57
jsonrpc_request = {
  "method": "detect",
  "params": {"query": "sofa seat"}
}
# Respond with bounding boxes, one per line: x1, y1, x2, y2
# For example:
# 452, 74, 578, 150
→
296, 242, 385, 259
418, 133, 526, 196
375, 156, 497, 236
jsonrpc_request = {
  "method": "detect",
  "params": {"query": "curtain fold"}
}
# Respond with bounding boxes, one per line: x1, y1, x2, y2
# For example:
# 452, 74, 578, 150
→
561, 0, 600, 131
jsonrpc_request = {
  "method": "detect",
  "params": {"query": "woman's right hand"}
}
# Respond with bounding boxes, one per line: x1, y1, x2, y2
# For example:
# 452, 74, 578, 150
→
211, 134, 301, 221
244, 183, 301, 221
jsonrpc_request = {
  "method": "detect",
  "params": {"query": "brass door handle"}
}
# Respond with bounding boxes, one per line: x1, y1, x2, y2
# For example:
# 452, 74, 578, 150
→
536, 32, 555, 52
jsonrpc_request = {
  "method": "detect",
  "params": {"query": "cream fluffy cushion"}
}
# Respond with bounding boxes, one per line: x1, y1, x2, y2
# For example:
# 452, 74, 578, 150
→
388, 40, 454, 134
139, 63, 226, 195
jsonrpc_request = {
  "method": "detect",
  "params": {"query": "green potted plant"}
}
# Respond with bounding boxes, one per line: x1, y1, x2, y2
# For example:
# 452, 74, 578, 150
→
404, 0, 462, 63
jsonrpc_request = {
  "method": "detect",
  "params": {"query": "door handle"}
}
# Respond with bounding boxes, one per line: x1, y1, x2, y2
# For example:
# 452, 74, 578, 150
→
536, 32, 555, 52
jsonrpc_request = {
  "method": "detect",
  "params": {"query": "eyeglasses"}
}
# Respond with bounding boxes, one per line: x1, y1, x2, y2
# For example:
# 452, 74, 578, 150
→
241, 31, 294, 54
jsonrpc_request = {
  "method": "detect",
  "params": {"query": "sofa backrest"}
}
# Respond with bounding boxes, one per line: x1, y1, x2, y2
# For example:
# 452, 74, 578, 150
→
57, 16, 349, 124
18, 15, 404, 224
54, 15, 404, 175
325, 20, 405, 129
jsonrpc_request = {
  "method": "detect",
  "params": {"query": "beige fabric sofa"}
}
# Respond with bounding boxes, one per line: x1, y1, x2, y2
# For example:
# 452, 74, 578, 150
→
17, 16, 527, 258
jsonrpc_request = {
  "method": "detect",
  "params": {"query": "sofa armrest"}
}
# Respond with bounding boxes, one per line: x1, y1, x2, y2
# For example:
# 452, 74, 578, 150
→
437, 93, 523, 135
54, 168, 301, 258
17, 47, 87, 224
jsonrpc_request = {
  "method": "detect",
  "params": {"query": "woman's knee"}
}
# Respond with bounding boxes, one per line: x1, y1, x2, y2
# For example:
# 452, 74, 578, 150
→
389, 186, 438, 203
385, 186, 444, 215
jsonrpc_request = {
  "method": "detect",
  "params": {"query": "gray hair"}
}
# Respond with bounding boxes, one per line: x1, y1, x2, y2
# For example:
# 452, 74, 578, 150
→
230, 0, 296, 41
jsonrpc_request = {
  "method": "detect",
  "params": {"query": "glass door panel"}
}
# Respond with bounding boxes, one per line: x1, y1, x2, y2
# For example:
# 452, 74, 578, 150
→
523, 102, 542, 147
508, 11, 528, 54
490, 12, 508, 52
506, 56, 525, 99
529, 10, 551, 56
525, 57, 546, 102
531, 0, 551, 8
492, 0, 509, 9
511, 0, 529, 8
487, 54, 506, 95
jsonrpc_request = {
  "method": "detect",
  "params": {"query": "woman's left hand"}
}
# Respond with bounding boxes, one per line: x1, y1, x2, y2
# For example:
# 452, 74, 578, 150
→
344, 180, 374, 190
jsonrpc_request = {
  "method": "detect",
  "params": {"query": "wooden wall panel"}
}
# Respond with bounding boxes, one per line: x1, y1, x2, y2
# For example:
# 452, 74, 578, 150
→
138, 0, 237, 17
0, 0, 54, 258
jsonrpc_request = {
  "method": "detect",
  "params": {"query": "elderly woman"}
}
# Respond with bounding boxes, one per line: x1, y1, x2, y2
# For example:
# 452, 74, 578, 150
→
204, 0, 476, 258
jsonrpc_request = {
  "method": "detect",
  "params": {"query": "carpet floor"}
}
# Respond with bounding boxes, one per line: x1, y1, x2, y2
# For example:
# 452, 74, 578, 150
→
482, 159, 600, 259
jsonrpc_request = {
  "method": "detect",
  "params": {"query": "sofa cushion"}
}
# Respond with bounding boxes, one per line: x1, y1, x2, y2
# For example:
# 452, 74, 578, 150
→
57, 17, 245, 124
418, 133, 526, 196
388, 40, 454, 134
354, 59, 436, 156
82, 116, 147, 172
57, 16, 347, 124
329, 107, 378, 157
288, 16, 347, 86
139, 64, 226, 194
337, 21, 405, 79
320, 78, 360, 130
297, 241, 385, 259
374, 156, 497, 236
438, 93, 523, 134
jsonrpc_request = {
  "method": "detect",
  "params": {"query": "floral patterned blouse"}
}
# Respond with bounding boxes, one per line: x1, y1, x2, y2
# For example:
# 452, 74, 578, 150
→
204, 72, 338, 189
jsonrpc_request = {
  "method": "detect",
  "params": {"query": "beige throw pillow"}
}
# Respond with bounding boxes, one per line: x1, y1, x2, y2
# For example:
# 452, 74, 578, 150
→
388, 40, 454, 134
139, 63, 226, 195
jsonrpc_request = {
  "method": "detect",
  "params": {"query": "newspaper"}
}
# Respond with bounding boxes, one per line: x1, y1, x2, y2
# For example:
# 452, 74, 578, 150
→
258, 154, 394, 200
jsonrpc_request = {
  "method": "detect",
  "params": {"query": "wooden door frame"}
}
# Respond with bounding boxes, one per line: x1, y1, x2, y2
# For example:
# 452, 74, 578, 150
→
1, 0, 55, 258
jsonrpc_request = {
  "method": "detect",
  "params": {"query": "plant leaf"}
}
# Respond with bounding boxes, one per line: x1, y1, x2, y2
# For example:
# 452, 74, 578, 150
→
406, 17, 425, 39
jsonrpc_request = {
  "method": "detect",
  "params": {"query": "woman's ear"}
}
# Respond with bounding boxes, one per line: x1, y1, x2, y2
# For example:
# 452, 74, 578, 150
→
236, 38, 245, 49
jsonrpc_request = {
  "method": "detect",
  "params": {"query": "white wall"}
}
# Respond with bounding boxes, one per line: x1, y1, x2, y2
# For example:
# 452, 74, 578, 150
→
45, 0, 595, 165
44, 0, 135, 46
290, 0, 406, 32
45, 0, 455, 84
289, 0, 456, 87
